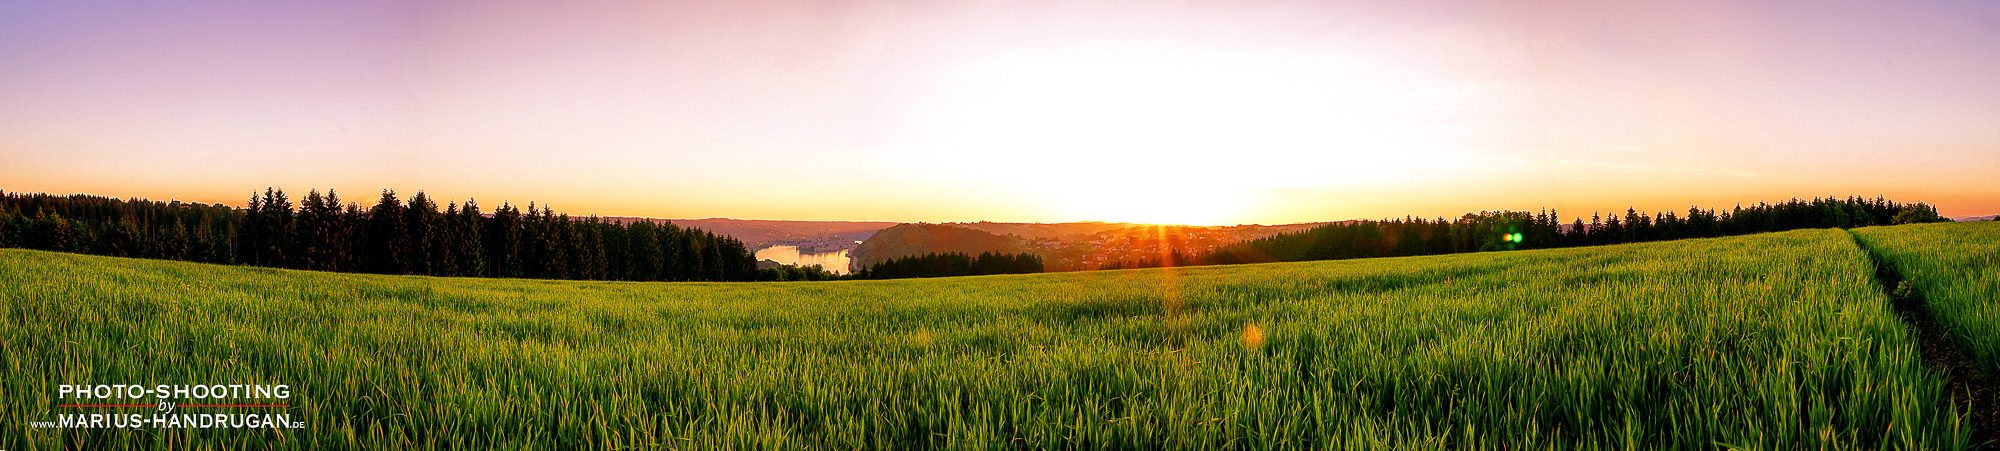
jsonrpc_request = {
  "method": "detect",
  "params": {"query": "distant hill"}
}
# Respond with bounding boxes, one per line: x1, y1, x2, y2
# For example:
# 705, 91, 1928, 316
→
848, 223, 1029, 272
1049, 222, 1329, 271
1951, 215, 1998, 222
600, 217, 897, 250
944, 221, 1140, 239
850, 221, 1331, 272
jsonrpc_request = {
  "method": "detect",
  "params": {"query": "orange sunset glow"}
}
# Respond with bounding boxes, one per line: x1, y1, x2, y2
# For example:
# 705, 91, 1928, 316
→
2, 0, 1997, 224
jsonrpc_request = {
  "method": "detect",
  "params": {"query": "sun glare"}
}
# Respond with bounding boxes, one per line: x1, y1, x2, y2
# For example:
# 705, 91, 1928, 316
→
1052, 187, 1250, 226
937, 46, 1431, 158
887, 42, 1486, 224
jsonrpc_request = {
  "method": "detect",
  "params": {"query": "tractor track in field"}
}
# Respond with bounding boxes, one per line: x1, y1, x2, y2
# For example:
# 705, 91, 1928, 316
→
1850, 231, 1997, 449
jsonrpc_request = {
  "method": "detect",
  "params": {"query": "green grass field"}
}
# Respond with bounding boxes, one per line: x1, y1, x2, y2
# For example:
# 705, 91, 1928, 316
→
0, 226, 1986, 449
1854, 221, 2000, 406
1853, 221, 2000, 373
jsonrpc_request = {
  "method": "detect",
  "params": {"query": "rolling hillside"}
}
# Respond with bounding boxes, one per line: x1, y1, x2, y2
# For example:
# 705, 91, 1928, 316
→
852, 222, 1330, 272
1, 225, 1992, 449
847, 223, 1029, 272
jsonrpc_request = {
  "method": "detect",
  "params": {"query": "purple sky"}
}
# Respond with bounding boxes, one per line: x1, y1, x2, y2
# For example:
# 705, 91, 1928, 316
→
4, 0, 1997, 224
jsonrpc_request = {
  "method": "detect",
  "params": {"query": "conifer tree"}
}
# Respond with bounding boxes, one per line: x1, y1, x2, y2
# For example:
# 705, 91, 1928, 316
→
162, 218, 192, 261
294, 189, 346, 271
404, 192, 444, 276
366, 190, 406, 274
440, 201, 462, 277
258, 188, 294, 267
454, 199, 485, 278
485, 203, 523, 278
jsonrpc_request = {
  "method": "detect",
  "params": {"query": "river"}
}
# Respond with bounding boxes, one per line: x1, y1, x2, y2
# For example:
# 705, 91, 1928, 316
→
753, 245, 854, 275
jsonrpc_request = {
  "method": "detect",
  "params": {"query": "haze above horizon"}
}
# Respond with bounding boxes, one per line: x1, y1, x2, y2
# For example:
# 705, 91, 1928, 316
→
3, 0, 1997, 225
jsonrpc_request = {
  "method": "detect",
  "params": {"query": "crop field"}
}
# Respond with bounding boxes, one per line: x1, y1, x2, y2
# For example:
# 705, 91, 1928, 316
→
0, 227, 1982, 449
1853, 222, 2000, 410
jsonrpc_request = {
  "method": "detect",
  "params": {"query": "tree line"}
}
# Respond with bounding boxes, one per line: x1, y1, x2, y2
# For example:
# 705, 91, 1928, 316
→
0, 188, 760, 282
759, 263, 843, 282
853, 251, 1044, 279
0, 189, 1955, 279
1104, 196, 1952, 270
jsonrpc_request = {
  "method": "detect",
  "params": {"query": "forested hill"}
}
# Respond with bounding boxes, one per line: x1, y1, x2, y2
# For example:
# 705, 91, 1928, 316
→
0, 188, 761, 282
848, 223, 1028, 272
852, 221, 1332, 272
0, 188, 1965, 281
1107, 195, 1952, 269
944, 221, 1140, 239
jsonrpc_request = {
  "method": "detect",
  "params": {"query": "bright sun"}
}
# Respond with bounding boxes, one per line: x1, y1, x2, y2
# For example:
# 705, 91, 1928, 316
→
886, 41, 1481, 225
1055, 187, 1253, 226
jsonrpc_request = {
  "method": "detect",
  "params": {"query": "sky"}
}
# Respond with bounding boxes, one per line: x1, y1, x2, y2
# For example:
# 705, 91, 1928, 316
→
3, 0, 1997, 225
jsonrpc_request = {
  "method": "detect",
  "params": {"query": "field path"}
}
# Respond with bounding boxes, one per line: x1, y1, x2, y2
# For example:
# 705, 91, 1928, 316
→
1851, 230, 1998, 449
